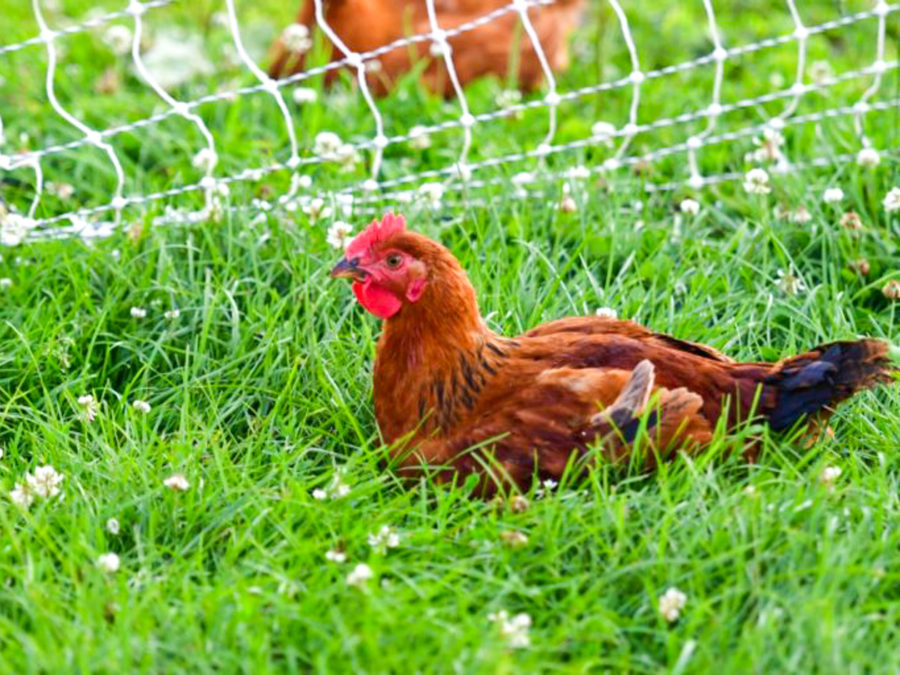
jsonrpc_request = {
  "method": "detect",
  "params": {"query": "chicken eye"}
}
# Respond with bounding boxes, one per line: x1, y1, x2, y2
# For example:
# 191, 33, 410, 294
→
386, 254, 403, 269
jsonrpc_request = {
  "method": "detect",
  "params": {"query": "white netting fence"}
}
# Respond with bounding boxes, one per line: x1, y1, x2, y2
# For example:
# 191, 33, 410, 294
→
0, 0, 897, 244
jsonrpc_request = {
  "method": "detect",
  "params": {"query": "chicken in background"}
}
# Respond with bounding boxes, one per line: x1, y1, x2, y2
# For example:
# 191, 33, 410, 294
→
268, 0, 584, 96
331, 214, 897, 495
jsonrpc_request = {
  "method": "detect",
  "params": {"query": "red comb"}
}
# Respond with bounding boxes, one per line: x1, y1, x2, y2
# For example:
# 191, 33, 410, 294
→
345, 212, 406, 259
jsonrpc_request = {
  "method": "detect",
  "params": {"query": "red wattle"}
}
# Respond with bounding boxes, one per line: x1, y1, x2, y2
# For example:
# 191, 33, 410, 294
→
353, 280, 403, 319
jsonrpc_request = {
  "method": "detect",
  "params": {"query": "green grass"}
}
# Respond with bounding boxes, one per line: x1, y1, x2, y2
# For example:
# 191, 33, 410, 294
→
2, 0, 900, 672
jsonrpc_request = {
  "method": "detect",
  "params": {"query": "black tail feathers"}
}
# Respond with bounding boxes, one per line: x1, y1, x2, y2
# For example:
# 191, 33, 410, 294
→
765, 339, 896, 432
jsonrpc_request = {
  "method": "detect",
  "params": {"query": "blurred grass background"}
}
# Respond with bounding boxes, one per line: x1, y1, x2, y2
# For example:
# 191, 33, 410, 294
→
1, 0, 897, 223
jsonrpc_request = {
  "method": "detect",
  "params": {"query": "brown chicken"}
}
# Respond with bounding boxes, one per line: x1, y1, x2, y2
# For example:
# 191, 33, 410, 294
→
331, 214, 896, 494
268, 0, 584, 96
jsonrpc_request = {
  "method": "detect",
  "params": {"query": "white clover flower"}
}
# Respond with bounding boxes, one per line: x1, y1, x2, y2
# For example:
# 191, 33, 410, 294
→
46, 181, 75, 200
313, 131, 343, 160
509, 495, 529, 513
106, 517, 121, 535
840, 212, 862, 230
96, 552, 120, 573
368, 525, 401, 553
513, 171, 536, 185
743, 485, 757, 497
408, 125, 431, 150
191, 147, 218, 173
883, 187, 900, 213
77, 394, 99, 422
346, 562, 373, 588
130, 306, 147, 319
103, 24, 133, 56
658, 587, 687, 622
325, 549, 346, 563
819, 465, 844, 493
451, 163, 472, 182
26, 465, 64, 498
566, 166, 591, 181
499, 530, 529, 548
334, 144, 360, 172
1, 213, 36, 247
132, 400, 151, 414
0, 278, 11, 290
591, 121, 617, 146
679, 198, 700, 215
747, 128, 785, 164
857, 148, 881, 168
773, 204, 790, 220
9, 482, 35, 508
326, 221, 353, 250
511, 171, 534, 197
417, 183, 445, 208
743, 168, 771, 195
495, 89, 522, 108
303, 197, 332, 224
292, 87, 318, 105
280, 23, 312, 54
789, 206, 812, 224
163, 473, 190, 491
504, 613, 532, 649
883, 280, 900, 300
488, 611, 532, 649
849, 258, 870, 276
164, 308, 181, 320
534, 478, 558, 499
821, 465, 842, 486
776, 268, 807, 296
559, 195, 577, 213
822, 187, 844, 205
595, 307, 618, 319
313, 469, 351, 500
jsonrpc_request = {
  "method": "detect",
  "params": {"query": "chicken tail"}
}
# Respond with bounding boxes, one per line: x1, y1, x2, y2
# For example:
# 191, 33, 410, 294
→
764, 339, 897, 431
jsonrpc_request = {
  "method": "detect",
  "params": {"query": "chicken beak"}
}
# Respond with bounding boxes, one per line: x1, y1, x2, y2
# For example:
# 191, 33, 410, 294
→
330, 257, 366, 281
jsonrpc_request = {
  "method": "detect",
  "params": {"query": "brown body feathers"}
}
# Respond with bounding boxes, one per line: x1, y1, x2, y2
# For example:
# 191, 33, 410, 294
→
269, 0, 584, 96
